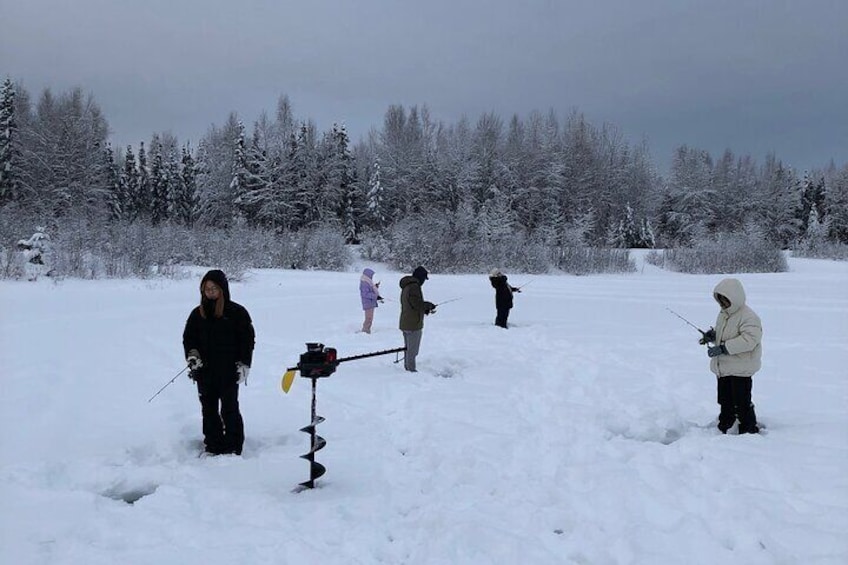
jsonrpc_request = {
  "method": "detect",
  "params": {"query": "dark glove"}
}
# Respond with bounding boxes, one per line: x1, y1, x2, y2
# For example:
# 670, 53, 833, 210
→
699, 327, 716, 345
424, 301, 436, 314
377, 296, 384, 303
512, 287, 521, 293
707, 344, 728, 358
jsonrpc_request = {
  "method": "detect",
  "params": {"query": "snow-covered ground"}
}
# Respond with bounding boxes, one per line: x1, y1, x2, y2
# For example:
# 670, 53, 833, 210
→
1, 253, 847, 564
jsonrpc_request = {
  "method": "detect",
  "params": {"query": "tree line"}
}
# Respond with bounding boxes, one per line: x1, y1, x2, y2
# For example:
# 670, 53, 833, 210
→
1, 78, 846, 275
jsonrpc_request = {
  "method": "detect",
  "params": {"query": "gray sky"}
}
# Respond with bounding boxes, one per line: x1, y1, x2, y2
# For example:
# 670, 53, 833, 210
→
2, 0, 846, 173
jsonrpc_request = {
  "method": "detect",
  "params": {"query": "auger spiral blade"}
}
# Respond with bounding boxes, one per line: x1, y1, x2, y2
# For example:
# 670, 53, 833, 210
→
300, 434, 327, 455
296, 377, 328, 490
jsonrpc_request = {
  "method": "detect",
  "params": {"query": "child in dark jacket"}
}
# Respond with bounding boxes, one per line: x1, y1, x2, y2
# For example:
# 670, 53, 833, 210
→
488, 269, 520, 328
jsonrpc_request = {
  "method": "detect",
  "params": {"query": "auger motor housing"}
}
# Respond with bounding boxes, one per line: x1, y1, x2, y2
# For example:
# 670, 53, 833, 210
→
299, 343, 338, 378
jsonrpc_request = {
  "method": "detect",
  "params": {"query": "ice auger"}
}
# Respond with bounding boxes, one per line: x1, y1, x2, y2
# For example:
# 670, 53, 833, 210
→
282, 343, 406, 490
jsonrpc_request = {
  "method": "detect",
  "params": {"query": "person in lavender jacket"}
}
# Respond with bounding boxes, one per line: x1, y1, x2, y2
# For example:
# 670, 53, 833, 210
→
359, 268, 383, 333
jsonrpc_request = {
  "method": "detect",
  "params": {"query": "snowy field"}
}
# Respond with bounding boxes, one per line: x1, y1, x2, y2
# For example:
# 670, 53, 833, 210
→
1, 252, 847, 564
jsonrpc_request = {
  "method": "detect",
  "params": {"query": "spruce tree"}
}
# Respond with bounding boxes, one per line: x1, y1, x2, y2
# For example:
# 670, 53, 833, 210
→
149, 135, 169, 224
176, 144, 199, 227
229, 120, 248, 221
101, 144, 124, 220
122, 145, 140, 221
0, 78, 20, 204
136, 142, 151, 220
366, 159, 386, 230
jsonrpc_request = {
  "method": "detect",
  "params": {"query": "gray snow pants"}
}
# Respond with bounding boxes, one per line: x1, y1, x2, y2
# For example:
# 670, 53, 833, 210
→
402, 329, 422, 372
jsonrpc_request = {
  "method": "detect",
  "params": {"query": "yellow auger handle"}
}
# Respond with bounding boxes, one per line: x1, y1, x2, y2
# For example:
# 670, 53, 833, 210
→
281, 369, 297, 393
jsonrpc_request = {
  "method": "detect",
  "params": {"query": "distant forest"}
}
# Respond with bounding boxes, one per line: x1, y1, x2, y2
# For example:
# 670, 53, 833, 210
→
1, 78, 846, 278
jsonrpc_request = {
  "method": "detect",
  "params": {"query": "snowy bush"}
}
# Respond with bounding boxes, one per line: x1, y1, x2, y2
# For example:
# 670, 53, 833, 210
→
644, 249, 665, 268
1, 219, 352, 280
380, 214, 550, 274
660, 233, 788, 273
0, 246, 26, 279
792, 241, 848, 261
792, 212, 848, 260
0, 205, 55, 280
481, 234, 551, 274
14, 228, 53, 280
357, 229, 391, 262
553, 247, 635, 275
283, 225, 350, 271
377, 210, 633, 275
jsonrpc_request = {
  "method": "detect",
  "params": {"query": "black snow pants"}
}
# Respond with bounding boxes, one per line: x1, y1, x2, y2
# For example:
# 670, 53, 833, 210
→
495, 307, 511, 328
717, 375, 758, 434
198, 377, 244, 454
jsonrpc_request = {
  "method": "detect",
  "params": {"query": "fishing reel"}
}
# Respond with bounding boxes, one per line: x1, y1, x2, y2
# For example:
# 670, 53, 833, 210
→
298, 343, 338, 378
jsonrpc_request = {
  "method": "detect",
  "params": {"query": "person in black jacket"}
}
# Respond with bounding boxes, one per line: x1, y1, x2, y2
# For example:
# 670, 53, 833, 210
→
183, 270, 255, 455
488, 269, 520, 328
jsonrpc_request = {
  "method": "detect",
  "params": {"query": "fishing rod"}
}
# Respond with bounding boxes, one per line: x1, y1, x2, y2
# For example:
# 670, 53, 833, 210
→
148, 365, 190, 403
515, 279, 535, 290
665, 307, 708, 337
435, 297, 462, 307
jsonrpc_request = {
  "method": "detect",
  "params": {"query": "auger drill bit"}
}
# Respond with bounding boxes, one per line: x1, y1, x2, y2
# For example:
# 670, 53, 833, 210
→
297, 377, 326, 490
285, 344, 406, 490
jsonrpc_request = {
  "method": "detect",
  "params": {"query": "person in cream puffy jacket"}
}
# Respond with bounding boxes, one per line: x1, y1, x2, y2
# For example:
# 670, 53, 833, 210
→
701, 277, 762, 434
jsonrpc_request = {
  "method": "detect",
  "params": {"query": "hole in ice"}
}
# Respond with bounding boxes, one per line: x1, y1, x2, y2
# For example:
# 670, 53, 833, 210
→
608, 426, 686, 445
102, 483, 158, 504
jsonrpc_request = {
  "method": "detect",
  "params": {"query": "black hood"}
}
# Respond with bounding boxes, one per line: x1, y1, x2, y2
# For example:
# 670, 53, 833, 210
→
201, 269, 231, 302
490, 274, 507, 289
412, 266, 429, 284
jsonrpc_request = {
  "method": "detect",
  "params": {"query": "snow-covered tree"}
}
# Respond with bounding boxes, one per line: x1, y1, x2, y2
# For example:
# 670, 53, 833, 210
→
149, 134, 169, 224
756, 153, 802, 248
174, 144, 199, 227
655, 145, 716, 245
135, 142, 151, 220
824, 164, 848, 243
196, 112, 243, 226
122, 145, 140, 221
101, 144, 124, 220
16, 227, 51, 280
19, 87, 110, 217
0, 78, 21, 205
365, 158, 386, 230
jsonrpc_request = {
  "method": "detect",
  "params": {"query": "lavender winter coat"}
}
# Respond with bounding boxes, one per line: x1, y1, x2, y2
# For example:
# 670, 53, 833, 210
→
360, 268, 380, 310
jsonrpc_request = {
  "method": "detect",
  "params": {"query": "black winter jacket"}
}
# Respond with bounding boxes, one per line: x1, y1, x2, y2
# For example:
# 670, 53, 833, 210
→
490, 275, 516, 310
183, 301, 255, 383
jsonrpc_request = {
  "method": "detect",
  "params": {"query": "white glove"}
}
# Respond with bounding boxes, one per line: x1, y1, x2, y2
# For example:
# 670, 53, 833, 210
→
236, 362, 250, 385
186, 350, 203, 370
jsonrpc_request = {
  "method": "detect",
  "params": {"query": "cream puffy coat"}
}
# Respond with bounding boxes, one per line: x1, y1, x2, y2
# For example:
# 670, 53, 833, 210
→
710, 278, 763, 377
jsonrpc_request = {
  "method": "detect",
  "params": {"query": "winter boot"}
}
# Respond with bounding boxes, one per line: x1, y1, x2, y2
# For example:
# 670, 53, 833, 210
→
717, 404, 736, 434
739, 403, 759, 434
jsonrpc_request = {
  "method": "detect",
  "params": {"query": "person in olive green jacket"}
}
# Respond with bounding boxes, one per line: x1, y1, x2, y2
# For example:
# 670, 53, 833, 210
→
699, 277, 762, 434
398, 266, 436, 372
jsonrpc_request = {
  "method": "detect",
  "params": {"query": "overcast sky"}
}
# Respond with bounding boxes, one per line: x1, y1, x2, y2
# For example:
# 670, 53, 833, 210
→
2, 0, 846, 173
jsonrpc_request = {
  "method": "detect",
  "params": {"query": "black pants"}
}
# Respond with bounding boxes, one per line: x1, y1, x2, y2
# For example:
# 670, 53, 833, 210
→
198, 378, 244, 454
717, 376, 758, 434
495, 307, 511, 328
